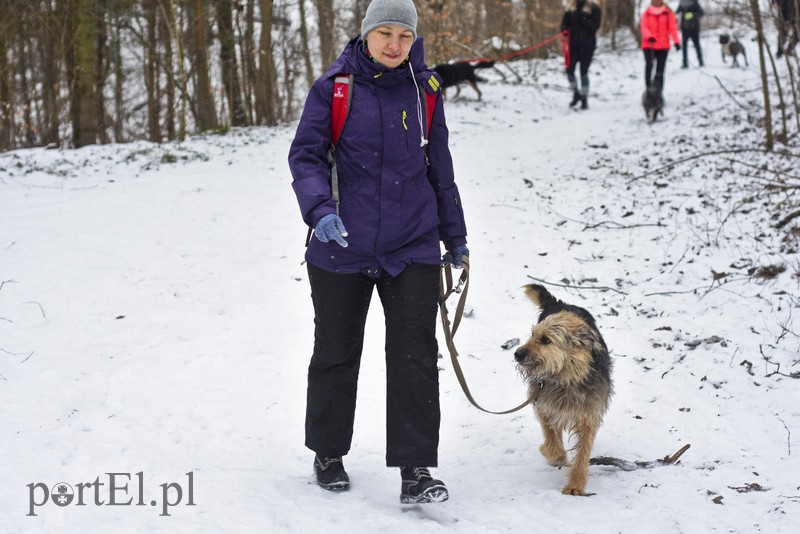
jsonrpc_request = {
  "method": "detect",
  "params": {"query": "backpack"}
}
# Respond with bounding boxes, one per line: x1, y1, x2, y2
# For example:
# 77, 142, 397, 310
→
306, 73, 439, 246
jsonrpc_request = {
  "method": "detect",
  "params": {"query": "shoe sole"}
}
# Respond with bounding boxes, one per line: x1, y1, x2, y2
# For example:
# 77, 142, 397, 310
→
319, 480, 350, 492
400, 485, 449, 504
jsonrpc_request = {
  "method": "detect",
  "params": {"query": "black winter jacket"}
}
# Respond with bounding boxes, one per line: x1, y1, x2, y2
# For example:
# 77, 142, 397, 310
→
676, 0, 704, 32
561, 1, 602, 51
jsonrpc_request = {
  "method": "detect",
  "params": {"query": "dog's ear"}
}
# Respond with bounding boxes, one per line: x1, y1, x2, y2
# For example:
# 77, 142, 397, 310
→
523, 284, 559, 310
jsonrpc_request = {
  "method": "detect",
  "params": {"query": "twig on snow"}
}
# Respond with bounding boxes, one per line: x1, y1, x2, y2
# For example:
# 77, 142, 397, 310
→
778, 417, 791, 455
525, 275, 627, 295
712, 75, 750, 110
589, 444, 691, 471
761, 345, 800, 379
0, 279, 17, 292
625, 148, 797, 184
24, 301, 46, 319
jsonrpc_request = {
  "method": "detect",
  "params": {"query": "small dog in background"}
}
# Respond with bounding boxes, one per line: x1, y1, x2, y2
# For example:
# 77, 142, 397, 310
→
514, 284, 613, 496
432, 60, 495, 100
719, 34, 748, 67
642, 76, 664, 123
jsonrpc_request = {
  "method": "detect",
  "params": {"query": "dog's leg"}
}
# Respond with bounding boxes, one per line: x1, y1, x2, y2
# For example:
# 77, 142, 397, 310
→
467, 80, 482, 101
562, 418, 599, 496
536, 408, 568, 467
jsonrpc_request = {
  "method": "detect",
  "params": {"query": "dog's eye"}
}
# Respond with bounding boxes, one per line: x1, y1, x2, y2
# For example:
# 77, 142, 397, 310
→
540, 335, 550, 345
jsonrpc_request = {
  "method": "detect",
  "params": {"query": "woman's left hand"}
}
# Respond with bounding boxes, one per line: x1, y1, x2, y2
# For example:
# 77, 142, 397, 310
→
442, 245, 469, 268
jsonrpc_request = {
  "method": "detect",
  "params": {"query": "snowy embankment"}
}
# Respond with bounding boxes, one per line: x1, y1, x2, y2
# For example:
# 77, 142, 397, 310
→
1, 29, 798, 533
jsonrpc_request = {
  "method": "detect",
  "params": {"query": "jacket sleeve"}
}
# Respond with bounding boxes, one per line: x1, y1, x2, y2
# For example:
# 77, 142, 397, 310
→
640, 13, 653, 46
424, 75, 467, 250
668, 10, 681, 45
561, 11, 571, 32
288, 78, 336, 229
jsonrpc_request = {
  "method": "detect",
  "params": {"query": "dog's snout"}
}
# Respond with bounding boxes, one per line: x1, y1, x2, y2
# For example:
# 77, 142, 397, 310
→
514, 347, 527, 363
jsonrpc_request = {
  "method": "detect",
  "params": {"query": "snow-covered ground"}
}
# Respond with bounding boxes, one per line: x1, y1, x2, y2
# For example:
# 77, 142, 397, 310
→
1, 27, 799, 533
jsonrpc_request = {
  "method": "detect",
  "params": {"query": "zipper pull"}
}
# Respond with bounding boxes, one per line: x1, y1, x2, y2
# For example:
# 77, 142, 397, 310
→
402, 110, 408, 130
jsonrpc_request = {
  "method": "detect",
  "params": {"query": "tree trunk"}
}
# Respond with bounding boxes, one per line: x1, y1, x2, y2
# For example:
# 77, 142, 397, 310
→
95, 0, 110, 144
144, 0, 161, 142
216, 0, 247, 127
71, 0, 99, 148
255, 0, 277, 125
0, 1, 11, 151
241, 0, 256, 125
314, 0, 335, 71
39, 0, 61, 146
191, 0, 217, 132
749, 0, 774, 150
298, 0, 316, 89
158, 1, 176, 140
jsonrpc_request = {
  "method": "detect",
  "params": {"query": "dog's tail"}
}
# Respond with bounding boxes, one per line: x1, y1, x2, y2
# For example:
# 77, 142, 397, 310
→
522, 284, 560, 310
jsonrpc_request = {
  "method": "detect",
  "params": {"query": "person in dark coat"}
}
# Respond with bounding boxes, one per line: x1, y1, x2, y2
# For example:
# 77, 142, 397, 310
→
561, 0, 602, 109
773, 0, 798, 58
288, 0, 467, 504
675, 0, 704, 68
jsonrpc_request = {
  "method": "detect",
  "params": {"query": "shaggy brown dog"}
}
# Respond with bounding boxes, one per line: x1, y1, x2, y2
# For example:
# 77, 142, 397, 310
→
514, 284, 613, 496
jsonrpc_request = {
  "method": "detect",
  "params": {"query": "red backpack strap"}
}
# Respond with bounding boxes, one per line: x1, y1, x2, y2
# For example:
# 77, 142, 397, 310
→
331, 74, 354, 146
421, 74, 440, 136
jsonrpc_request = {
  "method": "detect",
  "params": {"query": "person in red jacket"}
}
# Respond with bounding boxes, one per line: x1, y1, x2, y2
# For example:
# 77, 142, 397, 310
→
640, 0, 681, 91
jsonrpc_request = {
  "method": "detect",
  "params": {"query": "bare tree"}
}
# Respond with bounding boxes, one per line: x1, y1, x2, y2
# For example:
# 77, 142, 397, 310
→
217, 0, 247, 127
314, 0, 335, 71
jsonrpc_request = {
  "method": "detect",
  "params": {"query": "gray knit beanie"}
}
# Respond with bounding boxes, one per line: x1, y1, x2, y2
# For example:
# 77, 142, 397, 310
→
361, 0, 418, 40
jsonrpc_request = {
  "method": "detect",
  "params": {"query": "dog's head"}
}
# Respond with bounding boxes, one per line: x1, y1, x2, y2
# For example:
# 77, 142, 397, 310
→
514, 284, 607, 386
719, 33, 731, 45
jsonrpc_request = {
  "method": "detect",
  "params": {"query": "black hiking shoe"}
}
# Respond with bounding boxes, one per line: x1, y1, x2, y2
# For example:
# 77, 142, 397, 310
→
400, 467, 449, 504
314, 455, 350, 492
569, 90, 581, 107
580, 95, 588, 110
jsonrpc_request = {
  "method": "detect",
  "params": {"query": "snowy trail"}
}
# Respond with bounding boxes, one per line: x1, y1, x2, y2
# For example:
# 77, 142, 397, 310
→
2, 32, 798, 533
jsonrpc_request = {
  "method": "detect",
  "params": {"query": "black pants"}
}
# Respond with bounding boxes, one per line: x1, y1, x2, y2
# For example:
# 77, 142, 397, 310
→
305, 262, 441, 467
681, 26, 703, 65
566, 43, 595, 96
643, 49, 669, 89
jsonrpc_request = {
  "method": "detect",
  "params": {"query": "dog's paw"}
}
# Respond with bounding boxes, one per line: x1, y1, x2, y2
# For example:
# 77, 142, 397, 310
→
539, 444, 568, 467
561, 485, 590, 496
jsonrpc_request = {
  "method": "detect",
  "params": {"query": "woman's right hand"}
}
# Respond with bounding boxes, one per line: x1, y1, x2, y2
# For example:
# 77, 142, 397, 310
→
314, 214, 349, 248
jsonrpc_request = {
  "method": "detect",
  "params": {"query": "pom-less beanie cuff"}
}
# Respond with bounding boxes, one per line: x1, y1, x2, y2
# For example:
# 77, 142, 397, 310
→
361, 0, 418, 40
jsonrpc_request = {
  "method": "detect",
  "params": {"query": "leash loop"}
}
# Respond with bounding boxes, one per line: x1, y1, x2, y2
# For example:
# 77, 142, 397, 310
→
438, 256, 536, 415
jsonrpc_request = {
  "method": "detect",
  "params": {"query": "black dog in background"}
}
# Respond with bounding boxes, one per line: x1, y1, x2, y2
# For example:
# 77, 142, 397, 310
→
433, 60, 496, 100
719, 34, 748, 67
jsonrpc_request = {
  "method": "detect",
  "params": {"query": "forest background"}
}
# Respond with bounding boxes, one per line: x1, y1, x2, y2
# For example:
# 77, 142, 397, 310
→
0, 0, 798, 152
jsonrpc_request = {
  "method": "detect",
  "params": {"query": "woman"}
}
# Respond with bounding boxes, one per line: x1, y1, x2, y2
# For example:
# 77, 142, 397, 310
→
675, 0, 704, 68
288, 0, 468, 504
640, 0, 680, 91
561, 0, 602, 109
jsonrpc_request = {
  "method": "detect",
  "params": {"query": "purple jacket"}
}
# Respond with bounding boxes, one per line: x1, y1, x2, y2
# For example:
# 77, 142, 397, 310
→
289, 36, 467, 277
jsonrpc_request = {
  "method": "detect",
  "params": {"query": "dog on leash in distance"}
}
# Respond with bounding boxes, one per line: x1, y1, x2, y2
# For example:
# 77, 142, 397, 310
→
642, 77, 664, 123
432, 60, 495, 100
514, 284, 613, 496
719, 33, 748, 67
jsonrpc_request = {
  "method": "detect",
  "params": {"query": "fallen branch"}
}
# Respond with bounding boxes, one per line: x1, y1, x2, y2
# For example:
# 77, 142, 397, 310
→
525, 275, 627, 295
590, 444, 691, 471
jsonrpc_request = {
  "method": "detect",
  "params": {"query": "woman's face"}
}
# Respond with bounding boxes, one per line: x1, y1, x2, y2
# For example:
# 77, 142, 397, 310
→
365, 24, 415, 69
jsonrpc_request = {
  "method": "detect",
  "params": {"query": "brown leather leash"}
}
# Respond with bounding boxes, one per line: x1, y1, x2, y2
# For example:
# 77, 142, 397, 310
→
438, 256, 536, 415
